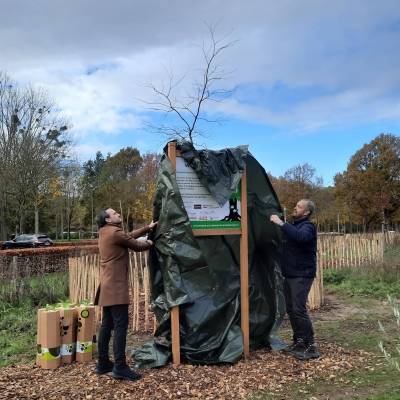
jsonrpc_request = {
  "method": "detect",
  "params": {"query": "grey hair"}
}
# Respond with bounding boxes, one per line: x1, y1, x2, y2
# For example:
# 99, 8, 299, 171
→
302, 199, 315, 216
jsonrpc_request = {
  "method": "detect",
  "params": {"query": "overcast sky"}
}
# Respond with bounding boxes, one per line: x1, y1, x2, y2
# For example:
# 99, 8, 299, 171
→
1, 0, 400, 185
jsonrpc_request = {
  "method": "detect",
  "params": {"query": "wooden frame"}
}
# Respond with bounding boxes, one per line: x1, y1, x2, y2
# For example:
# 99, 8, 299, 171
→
167, 142, 249, 365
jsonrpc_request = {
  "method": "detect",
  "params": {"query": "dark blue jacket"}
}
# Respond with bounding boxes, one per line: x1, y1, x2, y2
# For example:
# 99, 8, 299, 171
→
281, 217, 317, 278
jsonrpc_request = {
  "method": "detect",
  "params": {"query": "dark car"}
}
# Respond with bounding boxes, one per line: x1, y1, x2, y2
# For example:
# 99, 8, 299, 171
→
1, 234, 53, 249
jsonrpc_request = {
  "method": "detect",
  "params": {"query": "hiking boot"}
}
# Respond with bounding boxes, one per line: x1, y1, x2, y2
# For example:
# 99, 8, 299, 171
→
94, 360, 114, 375
292, 344, 321, 360
282, 338, 306, 354
111, 366, 142, 381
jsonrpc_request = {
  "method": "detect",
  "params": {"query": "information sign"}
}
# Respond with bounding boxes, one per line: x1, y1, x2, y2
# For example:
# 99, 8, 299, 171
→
176, 157, 241, 230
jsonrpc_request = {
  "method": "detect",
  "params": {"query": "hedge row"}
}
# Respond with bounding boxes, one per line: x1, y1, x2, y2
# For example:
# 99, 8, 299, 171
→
0, 242, 98, 255
0, 245, 99, 279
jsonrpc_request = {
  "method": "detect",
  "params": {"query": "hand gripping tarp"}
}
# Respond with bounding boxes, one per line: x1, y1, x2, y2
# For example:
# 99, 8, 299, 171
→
134, 141, 285, 368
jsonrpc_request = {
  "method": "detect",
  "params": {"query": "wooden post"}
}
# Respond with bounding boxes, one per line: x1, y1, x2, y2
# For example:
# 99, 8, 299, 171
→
128, 254, 134, 330
135, 253, 140, 329
170, 307, 180, 364
167, 142, 181, 365
144, 253, 150, 330
240, 167, 249, 357
166, 140, 250, 363
350, 236, 354, 267
356, 236, 361, 267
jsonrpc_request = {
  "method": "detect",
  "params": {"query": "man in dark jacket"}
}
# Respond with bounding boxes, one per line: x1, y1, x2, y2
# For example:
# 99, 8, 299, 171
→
94, 208, 156, 380
270, 199, 320, 360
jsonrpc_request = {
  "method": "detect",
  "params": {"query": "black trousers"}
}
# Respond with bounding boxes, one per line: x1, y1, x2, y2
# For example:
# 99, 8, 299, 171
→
97, 304, 129, 369
284, 277, 315, 345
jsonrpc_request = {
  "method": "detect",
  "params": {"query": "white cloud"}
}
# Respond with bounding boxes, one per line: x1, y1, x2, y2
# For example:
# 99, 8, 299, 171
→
1, 0, 400, 146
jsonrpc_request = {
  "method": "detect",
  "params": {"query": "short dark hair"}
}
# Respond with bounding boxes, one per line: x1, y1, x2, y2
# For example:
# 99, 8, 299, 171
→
96, 209, 109, 229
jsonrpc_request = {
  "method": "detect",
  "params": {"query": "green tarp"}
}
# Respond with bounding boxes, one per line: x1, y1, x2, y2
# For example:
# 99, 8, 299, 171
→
134, 141, 285, 368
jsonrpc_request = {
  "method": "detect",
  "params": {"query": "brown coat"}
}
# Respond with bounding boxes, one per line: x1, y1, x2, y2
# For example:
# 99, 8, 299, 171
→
94, 224, 152, 307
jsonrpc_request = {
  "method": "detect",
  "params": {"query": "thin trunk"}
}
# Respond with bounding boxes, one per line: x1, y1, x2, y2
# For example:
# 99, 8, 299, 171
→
119, 200, 125, 232
0, 194, 7, 240
19, 212, 24, 234
67, 210, 71, 240
34, 202, 39, 234
126, 207, 131, 232
91, 191, 94, 238
55, 212, 58, 240
60, 209, 64, 240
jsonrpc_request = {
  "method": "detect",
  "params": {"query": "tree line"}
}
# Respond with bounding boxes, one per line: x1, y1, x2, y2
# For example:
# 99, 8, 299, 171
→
0, 71, 398, 240
0, 72, 159, 240
270, 133, 400, 233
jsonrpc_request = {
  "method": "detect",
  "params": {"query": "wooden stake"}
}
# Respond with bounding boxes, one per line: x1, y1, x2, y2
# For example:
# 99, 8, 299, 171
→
144, 252, 150, 330
135, 253, 140, 329
167, 141, 181, 365
171, 306, 180, 364
128, 254, 136, 331
240, 166, 249, 358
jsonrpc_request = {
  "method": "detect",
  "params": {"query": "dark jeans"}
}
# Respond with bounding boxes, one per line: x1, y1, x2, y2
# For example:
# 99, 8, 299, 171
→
97, 304, 129, 369
284, 277, 315, 345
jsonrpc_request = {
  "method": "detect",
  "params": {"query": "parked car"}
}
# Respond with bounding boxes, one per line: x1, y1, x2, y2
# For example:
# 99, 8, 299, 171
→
1, 234, 53, 249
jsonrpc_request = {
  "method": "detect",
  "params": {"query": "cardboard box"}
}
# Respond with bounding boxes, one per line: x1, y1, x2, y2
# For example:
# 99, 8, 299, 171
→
36, 308, 45, 367
59, 307, 77, 364
39, 310, 61, 369
76, 305, 95, 363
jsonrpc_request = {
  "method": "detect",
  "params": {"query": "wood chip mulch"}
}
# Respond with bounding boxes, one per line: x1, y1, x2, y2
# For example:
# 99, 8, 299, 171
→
0, 341, 371, 400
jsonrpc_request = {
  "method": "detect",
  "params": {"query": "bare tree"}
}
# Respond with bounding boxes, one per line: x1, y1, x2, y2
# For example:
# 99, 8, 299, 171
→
0, 71, 70, 237
143, 25, 235, 144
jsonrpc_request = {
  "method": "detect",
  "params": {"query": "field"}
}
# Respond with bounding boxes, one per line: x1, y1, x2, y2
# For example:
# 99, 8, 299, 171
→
0, 244, 399, 399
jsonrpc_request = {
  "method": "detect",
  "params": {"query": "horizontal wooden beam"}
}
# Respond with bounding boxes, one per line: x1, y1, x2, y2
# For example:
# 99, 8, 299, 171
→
193, 228, 242, 236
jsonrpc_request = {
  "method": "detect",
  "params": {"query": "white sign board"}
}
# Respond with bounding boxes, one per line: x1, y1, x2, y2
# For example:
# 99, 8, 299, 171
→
176, 157, 241, 230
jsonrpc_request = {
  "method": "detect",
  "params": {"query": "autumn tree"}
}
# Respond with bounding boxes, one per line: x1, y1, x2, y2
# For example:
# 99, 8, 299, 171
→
81, 147, 159, 231
0, 71, 70, 238
132, 153, 159, 224
334, 133, 400, 231
99, 147, 143, 215
270, 163, 323, 220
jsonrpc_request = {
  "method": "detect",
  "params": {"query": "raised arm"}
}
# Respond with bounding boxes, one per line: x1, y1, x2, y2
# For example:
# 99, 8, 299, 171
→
129, 221, 158, 239
114, 228, 153, 251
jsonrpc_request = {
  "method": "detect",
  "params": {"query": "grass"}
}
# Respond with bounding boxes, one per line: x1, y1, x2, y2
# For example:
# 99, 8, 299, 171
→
323, 245, 400, 299
323, 268, 400, 299
0, 272, 69, 306
0, 272, 68, 367
0, 302, 37, 367
385, 245, 400, 264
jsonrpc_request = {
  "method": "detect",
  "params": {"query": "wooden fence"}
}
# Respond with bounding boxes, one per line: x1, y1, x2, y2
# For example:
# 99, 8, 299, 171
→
68, 252, 325, 331
317, 233, 385, 270
308, 263, 323, 311
67, 232, 400, 328
309, 231, 400, 309
69, 251, 155, 333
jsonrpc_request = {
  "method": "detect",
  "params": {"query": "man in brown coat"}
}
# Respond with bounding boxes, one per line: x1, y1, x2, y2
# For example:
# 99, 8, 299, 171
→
94, 208, 156, 381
